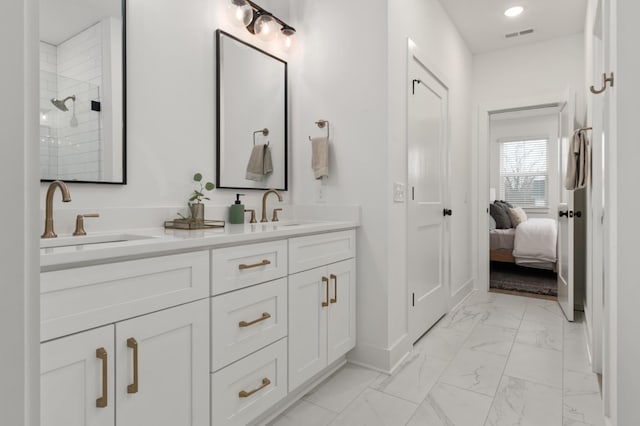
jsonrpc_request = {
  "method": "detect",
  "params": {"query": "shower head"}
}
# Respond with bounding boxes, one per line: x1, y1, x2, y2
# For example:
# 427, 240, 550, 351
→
50, 95, 76, 112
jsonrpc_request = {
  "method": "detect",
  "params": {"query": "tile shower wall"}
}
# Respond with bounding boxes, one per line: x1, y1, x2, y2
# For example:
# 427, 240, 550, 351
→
40, 23, 103, 181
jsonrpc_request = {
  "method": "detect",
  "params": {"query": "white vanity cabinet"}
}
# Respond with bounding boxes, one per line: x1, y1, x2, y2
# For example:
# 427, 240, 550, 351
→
210, 241, 289, 426
40, 252, 210, 426
288, 231, 357, 392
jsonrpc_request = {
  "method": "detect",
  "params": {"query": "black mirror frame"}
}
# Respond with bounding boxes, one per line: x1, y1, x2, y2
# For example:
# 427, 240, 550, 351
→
215, 29, 288, 191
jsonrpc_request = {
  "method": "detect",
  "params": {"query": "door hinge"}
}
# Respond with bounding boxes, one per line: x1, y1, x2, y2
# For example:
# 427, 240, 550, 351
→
412, 187, 415, 201
412, 292, 415, 307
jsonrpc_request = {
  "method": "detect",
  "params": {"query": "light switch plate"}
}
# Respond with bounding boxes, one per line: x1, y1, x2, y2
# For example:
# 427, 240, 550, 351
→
393, 182, 405, 203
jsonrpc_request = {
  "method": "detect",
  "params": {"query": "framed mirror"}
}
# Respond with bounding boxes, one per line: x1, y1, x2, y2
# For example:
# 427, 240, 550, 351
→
39, 0, 126, 184
216, 30, 288, 190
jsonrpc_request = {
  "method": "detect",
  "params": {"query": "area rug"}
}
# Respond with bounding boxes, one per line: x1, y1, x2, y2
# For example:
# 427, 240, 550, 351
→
490, 261, 558, 296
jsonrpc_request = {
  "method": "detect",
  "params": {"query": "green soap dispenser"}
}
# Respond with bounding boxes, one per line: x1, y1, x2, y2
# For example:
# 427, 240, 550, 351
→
229, 193, 245, 224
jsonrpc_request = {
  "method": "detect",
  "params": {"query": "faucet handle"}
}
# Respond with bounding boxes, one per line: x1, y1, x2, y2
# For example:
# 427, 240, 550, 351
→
244, 209, 257, 224
73, 213, 100, 236
271, 208, 283, 222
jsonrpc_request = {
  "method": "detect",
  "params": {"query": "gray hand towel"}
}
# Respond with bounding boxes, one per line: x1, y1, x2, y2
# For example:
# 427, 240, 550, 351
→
311, 136, 329, 179
246, 144, 274, 181
564, 130, 591, 190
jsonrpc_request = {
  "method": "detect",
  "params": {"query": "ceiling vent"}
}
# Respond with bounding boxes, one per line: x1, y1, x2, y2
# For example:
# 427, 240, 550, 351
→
505, 28, 535, 39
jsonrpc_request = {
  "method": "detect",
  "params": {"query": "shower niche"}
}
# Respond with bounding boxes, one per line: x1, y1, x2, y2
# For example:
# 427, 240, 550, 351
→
39, 0, 126, 184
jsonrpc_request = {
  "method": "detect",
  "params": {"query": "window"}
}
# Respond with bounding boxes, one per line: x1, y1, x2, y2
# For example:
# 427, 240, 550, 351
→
499, 139, 548, 208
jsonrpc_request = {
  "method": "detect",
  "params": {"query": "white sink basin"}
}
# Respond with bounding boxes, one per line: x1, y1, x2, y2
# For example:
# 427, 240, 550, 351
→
40, 233, 154, 249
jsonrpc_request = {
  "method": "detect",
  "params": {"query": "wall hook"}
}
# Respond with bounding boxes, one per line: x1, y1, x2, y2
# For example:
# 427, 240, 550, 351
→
590, 72, 614, 95
309, 120, 330, 141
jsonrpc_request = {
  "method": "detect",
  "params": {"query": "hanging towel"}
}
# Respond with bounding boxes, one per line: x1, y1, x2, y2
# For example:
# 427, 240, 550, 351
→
245, 144, 273, 181
311, 136, 329, 179
564, 129, 591, 190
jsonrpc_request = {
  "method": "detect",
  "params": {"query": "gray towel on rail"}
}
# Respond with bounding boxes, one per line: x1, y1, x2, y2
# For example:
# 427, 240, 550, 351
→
564, 129, 591, 190
311, 136, 329, 179
245, 144, 273, 181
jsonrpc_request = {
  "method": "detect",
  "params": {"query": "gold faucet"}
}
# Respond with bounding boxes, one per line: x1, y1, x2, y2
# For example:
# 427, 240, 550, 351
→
42, 180, 71, 238
261, 189, 283, 223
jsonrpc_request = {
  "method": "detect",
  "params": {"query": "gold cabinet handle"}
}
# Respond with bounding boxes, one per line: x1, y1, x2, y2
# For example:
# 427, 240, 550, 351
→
330, 274, 338, 304
96, 347, 108, 408
127, 338, 139, 394
238, 378, 271, 398
239, 312, 271, 328
238, 259, 271, 270
322, 276, 330, 307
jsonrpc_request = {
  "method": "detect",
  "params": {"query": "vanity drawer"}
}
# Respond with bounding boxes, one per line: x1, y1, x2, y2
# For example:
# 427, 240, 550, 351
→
211, 338, 287, 426
211, 240, 287, 295
40, 251, 209, 341
289, 230, 356, 274
211, 278, 287, 371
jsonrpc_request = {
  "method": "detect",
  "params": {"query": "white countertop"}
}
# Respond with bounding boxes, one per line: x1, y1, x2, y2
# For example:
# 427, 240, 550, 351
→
40, 220, 358, 271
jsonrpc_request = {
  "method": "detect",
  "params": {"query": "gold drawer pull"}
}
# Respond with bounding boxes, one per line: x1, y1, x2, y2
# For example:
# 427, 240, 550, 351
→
238, 259, 271, 270
330, 274, 338, 304
238, 377, 271, 398
127, 338, 139, 394
322, 276, 329, 307
239, 312, 271, 328
96, 347, 108, 408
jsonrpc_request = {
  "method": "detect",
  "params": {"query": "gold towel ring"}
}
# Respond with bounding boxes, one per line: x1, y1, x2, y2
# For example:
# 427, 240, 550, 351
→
309, 120, 330, 141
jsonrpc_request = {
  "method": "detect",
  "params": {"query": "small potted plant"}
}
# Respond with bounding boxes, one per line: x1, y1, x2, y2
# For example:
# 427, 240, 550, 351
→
188, 173, 215, 223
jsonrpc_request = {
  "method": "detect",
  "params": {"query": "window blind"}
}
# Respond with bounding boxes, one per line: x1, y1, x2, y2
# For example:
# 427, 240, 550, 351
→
499, 139, 548, 208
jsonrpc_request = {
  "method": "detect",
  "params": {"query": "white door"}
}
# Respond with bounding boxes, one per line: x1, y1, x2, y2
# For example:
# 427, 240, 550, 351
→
41, 325, 115, 426
408, 47, 449, 343
558, 96, 576, 321
116, 299, 209, 426
327, 259, 356, 364
288, 266, 328, 391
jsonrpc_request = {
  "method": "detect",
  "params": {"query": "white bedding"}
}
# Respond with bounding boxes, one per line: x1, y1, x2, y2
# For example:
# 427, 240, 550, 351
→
512, 218, 557, 268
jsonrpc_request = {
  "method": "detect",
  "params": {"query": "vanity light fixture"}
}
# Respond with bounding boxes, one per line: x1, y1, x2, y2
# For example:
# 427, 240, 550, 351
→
228, 0, 296, 48
504, 6, 524, 17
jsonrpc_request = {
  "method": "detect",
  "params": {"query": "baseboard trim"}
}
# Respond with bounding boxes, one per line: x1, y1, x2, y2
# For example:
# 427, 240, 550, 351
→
250, 357, 348, 426
450, 278, 474, 310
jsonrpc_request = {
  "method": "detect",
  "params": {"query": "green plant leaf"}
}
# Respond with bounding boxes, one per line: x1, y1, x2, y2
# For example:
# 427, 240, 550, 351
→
205, 182, 215, 191
195, 190, 204, 197
193, 173, 202, 182
189, 195, 198, 202
203, 196, 210, 201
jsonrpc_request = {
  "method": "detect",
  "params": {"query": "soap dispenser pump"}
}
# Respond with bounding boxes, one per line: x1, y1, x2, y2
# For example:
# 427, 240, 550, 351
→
229, 193, 245, 224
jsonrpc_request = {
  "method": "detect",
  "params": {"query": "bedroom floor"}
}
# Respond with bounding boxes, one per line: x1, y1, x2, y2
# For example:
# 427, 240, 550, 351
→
490, 261, 558, 296
268, 291, 603, 426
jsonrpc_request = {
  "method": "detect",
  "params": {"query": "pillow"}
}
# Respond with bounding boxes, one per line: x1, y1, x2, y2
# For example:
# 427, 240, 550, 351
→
508, 207, 528, 227
495, 200, 514, 210
489, 215, 497, 230
490, 203, 512, 229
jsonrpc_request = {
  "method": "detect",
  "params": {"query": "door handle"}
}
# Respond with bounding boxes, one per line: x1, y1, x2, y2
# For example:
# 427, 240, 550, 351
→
559, 211, 569, 217
330, 274, 338, 304
127, 338, 139, 394
238, 378, 271, 398
322, 276, 329, 307
96, 348, 108, 408
569, 211, 575, 218
574, 211, 582, 218
443, 209, 452, 216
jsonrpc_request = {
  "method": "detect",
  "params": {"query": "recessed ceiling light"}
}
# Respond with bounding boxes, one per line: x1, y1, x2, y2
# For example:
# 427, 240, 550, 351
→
504, 6, 524, 17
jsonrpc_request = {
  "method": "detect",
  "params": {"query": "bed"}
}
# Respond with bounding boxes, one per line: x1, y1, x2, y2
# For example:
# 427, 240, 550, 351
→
490, 218, 557, 270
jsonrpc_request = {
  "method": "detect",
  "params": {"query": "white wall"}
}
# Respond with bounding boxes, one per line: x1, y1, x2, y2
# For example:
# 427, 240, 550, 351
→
613, 0, 640, 422
289, 0, 473, 371
473, 33, 586, 119
0, 0, 39, 424
386, 0, 474, 368
39, 0, 295, 219
289, 0, 392, 369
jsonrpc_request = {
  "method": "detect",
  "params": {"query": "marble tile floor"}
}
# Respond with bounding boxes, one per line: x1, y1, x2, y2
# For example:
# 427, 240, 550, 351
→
268, 290, 604, 426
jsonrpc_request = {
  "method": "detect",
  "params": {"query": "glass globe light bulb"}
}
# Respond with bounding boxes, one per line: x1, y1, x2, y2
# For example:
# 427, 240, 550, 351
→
227, 0, 253, 27
279, 26, 295, 50
254, 13, 278, 41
